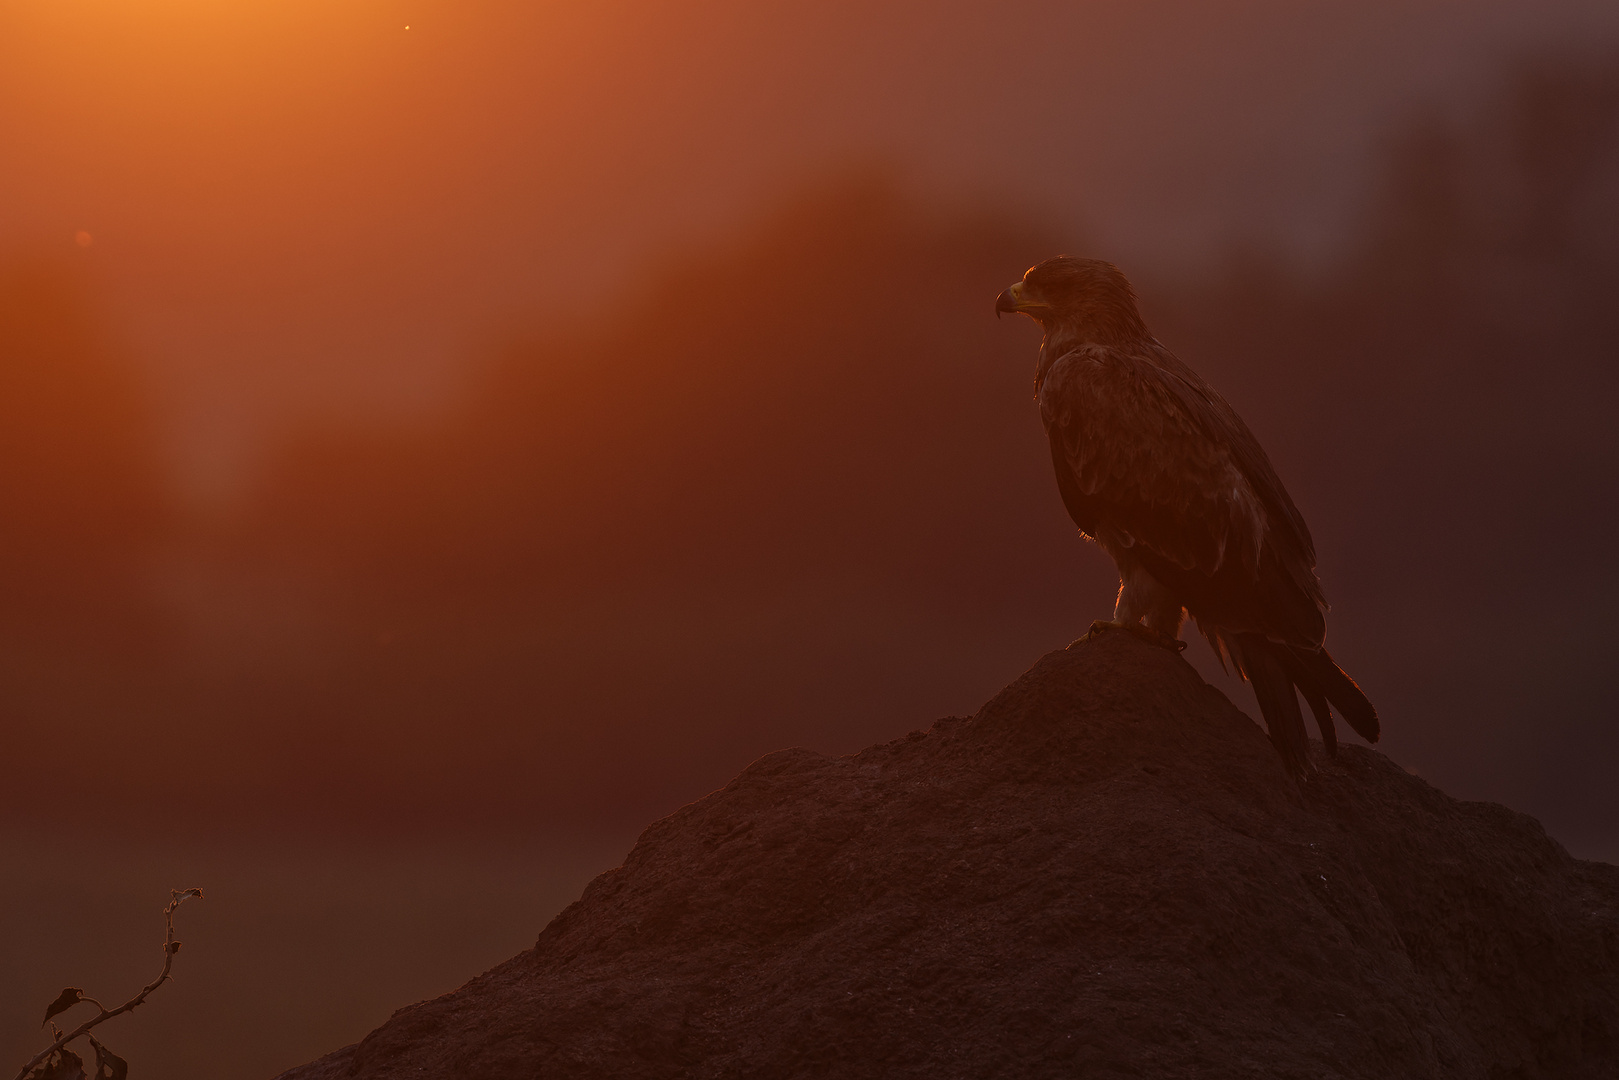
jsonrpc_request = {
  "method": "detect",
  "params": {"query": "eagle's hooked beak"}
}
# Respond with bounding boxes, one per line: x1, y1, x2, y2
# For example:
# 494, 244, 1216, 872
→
995, 281, 1026, 319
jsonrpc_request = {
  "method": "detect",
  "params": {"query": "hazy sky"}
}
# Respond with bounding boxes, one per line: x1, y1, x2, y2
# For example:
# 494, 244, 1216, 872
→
4, 0, 1619, 498
2, 11, 1616, 1076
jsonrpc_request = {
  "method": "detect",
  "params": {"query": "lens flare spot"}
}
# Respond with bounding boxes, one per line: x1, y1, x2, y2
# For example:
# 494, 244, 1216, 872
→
75, 230, 94, 248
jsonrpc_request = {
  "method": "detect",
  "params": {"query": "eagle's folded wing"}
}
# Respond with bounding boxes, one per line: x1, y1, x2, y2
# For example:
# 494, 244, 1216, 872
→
1040, 344, 1269, 581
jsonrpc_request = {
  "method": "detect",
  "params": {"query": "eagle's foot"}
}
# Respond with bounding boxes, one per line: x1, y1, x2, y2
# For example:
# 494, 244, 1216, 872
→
1075, 620, 1187, 652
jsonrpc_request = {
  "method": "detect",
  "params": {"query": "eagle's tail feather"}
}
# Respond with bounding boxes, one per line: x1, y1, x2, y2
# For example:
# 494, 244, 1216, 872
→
1236, 635, 1312, 778
1282, 647, 1338, 757
1217, 632, 1380, 776
1303, 646, 1380, 744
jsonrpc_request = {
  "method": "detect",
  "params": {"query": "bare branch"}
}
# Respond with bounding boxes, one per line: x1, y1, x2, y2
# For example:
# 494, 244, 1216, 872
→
15, 888, 202, 1080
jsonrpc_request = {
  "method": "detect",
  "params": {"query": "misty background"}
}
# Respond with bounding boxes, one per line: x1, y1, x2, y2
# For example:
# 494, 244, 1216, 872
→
2, 2, 1618, 1077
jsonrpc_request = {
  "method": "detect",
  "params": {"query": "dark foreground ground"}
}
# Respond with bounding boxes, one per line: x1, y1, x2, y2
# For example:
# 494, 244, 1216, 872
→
277, 631, 1619, 1079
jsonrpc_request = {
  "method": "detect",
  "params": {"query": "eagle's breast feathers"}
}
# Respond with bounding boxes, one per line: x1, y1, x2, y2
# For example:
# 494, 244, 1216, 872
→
1037, 343, 1270, 584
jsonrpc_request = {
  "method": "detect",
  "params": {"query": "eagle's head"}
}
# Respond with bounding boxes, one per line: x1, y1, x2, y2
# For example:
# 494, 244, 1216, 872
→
995, 256, 1148, 347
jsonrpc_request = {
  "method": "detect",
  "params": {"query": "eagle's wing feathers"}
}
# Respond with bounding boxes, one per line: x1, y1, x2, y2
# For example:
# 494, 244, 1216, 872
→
1040, 344, 1269, 581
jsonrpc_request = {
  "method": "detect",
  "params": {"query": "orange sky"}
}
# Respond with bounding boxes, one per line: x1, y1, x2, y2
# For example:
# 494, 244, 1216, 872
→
2, 11, 1617, 1078
5, 0, 1618, 501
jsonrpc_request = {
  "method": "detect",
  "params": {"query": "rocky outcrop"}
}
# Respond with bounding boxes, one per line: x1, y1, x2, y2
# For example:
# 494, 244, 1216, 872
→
277, 631, 1619, 1079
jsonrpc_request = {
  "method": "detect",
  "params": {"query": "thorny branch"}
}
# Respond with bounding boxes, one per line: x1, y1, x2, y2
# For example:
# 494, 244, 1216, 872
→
14, 888, 203, 1080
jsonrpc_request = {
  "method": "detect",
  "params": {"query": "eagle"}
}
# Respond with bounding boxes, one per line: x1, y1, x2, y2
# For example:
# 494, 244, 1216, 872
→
996, 256, 1378, 776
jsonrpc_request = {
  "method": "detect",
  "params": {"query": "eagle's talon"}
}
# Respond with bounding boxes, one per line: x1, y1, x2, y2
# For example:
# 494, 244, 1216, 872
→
1072, 620, 1186, 653
1070, 620, 1125, 647
1122, 623, 1187, 652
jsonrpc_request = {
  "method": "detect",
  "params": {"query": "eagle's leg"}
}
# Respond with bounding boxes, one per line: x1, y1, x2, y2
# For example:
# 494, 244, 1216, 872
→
1116, 569, 1184, 639
1080, 561, 1187, 651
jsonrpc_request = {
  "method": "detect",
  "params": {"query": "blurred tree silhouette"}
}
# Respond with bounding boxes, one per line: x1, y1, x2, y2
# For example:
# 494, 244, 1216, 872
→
0, 263, 175, 830
1156, 48, 1619, 845
0, 265, 165, 639
191, 176, 1083, 827
0, 264, 171, 781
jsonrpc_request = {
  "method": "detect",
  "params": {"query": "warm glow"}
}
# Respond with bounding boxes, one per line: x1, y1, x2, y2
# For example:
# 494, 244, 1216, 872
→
0, 3, 1615, 1075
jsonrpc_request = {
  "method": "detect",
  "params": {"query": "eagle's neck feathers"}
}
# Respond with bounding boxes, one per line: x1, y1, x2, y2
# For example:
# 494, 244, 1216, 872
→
1034, 315, 1153, 393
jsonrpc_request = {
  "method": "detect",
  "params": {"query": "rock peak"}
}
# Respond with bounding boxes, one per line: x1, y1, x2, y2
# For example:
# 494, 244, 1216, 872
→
278, 633, 1619, 1079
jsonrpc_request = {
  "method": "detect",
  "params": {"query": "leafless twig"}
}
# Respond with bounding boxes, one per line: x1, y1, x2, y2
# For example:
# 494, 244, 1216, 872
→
14, 887, 203, 1080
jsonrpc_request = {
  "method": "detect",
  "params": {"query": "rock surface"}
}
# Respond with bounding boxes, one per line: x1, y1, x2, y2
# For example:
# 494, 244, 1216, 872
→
276, 632, 1619, 1079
